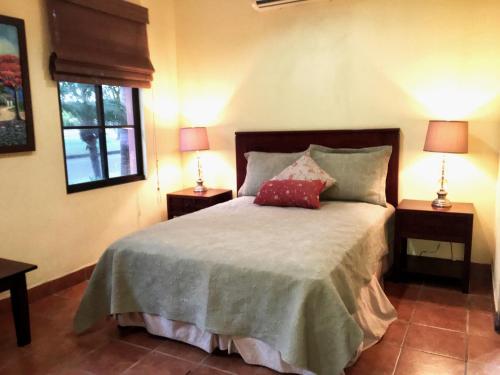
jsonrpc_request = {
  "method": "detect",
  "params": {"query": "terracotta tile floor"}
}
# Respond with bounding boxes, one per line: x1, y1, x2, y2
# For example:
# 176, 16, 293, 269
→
0, 276, 498, 375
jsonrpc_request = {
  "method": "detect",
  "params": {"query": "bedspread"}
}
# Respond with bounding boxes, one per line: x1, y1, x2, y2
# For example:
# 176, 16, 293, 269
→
74, 197, 395, 375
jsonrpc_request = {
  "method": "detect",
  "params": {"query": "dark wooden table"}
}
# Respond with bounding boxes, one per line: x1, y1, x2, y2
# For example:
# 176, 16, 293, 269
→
394, 199, 474, 293
0, 258, 37, 346
167, 188, 233, 220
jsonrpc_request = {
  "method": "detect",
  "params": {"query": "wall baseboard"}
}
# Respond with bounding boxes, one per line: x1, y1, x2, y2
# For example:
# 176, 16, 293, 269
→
0, 264, 95, 314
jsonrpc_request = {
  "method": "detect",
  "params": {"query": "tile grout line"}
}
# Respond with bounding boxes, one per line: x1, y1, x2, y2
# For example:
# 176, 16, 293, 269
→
150, 346, 211, 367
196, 363, 237, 375
111, 336, 161, 352
197, 353, 238, 375
391, 318, 411, 375
398, 283, 468, 373
409, 321, 467, 334
391, 347, 403, 375
50, 339, 113, 374
199, 353, 211, 365
405, 312, 468, 371
116, 339, 203, 375
196, 352, 244, 375
164, 351, 222, 375
73, 336, 155, 375
388, 281, 418, 375
118, 357, 144, 375
410, 288, 469, 334
401, 346, 467, 363
404, 309, 469, 364
400, 319, 410, 349
463, 309, 469, 375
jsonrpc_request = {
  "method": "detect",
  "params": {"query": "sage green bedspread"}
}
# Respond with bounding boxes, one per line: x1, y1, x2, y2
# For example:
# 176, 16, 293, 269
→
74, 197, 394, 375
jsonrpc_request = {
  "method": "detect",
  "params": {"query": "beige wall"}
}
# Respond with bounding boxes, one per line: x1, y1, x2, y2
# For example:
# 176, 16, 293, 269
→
0, 0, 182, 290
495, 161, 500, 311
1, 0, 499, 293
175, 0, 500, 263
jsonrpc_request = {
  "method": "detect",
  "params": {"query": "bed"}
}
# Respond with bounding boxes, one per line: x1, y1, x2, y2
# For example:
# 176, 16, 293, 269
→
74, 128, 400, 375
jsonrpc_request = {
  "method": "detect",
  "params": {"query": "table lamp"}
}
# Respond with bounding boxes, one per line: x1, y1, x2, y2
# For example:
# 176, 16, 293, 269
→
423, 120, 468, 208
180, 126, 210, 193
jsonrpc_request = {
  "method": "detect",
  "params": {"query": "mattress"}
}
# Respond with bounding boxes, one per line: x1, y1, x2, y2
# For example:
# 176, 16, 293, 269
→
75, 197, 396, 375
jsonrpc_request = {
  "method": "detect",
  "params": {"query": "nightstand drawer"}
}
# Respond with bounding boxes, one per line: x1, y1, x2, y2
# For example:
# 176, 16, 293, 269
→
169, 198, 209, 212
398, 210, 470, 242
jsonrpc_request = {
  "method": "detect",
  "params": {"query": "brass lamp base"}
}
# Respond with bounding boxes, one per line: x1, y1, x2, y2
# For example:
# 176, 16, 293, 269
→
193, 179, 207, 193
432, 189, 452, 208
431, 156, 452, 208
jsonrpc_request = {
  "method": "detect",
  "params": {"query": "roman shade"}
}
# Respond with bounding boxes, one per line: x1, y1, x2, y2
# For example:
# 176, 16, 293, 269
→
47, 0, 154, 88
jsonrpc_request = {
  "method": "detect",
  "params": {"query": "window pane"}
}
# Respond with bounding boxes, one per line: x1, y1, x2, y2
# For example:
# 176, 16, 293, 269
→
106, 128, 138, 178
59, 82, 98, 126
102, 85, 135, 126
64, 129, 104, 185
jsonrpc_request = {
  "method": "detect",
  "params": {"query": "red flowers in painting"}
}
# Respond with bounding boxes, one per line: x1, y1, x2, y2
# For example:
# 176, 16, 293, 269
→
0, 54, 23, 120
0, 54, 22, 89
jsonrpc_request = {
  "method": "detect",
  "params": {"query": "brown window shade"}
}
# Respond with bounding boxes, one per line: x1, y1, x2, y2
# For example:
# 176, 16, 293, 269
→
47, 0, 154, 88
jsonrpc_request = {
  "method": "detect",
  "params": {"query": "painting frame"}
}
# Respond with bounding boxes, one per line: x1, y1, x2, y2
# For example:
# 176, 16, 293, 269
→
0, 14, 34, 154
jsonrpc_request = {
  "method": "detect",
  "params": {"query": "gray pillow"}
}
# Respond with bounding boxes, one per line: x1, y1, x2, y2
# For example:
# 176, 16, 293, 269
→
238, 151, 306, 196
311, 147, 392, 206
309, 144, 392, 155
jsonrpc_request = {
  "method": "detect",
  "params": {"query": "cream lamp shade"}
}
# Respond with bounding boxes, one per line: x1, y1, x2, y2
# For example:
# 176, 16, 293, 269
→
424, 121, 468, 154
179, 127, 209, 152
423, 120, 468, 208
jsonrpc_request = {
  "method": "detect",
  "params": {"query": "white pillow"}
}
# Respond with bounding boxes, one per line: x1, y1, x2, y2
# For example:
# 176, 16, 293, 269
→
272, 154, 335, 192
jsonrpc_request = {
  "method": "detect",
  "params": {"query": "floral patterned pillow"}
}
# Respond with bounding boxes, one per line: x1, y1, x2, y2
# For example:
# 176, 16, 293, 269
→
254, 180, 325, 209
272, 155, 335, 192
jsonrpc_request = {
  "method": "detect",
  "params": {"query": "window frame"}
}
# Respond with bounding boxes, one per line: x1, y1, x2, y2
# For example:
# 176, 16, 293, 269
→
57, 83, 145, 194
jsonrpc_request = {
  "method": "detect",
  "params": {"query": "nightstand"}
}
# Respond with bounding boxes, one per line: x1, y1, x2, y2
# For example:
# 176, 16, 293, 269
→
167, 188, 232, 220
394, 199, 474, 293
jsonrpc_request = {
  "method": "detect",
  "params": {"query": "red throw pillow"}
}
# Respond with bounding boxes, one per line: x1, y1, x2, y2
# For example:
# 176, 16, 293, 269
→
254, 180, 325, 209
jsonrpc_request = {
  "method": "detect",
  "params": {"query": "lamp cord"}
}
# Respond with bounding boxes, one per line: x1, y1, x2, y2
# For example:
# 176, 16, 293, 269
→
416, 242, 455, 260
150, 86, 163, 224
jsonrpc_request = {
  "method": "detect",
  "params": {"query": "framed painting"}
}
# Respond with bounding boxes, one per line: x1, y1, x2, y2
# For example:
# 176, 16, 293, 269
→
0, 15, 34, 154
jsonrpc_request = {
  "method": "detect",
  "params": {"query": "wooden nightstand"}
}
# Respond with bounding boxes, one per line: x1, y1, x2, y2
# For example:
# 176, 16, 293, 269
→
167, 188, 233, 220
394, 199, 474, 293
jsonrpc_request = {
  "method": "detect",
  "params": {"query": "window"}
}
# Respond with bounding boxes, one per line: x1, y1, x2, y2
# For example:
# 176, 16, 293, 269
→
58, 82, 144, 193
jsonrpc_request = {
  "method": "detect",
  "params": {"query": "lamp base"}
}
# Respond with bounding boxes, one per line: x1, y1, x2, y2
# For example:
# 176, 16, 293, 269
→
432, 189, 452, 208
193, 179, 208, 193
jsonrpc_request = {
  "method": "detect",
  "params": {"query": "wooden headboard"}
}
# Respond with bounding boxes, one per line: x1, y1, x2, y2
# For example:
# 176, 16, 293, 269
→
235, 128, 400, 207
